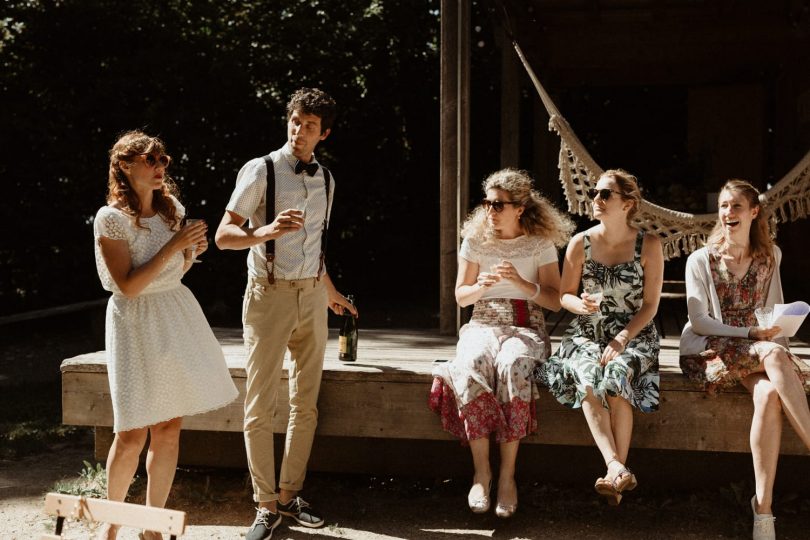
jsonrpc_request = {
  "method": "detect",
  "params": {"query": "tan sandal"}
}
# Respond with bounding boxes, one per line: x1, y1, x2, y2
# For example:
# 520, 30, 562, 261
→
594, 477, 622, 506
612, 467, 638, 493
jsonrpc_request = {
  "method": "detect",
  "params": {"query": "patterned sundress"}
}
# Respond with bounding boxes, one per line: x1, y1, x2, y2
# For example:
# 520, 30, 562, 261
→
535, 231, 660, 412
679, 251, 810, 394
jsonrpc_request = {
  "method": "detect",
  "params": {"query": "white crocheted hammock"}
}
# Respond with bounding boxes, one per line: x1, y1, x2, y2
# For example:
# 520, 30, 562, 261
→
512, 41, 810, 260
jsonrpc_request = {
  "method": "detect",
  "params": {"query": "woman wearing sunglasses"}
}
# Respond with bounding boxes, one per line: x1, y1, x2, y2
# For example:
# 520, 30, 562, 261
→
680, 180, 810, 540
429, 168, 574, 517
93, 131, 238, 539
535, 169, 663, 506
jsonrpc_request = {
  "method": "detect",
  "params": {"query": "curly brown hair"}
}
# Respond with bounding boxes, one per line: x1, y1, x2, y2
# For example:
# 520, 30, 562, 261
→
106, 130, 180, 231
461, 168, 575, 248
286, 87, 337, 133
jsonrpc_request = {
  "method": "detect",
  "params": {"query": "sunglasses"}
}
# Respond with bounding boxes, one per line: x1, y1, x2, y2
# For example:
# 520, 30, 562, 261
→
481, 199, 520, 213
587, 188, 623, 201
139, 153, 172, 168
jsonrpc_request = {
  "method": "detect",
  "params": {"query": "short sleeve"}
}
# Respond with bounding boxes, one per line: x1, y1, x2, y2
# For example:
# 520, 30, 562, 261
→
94, 207, 129, 241
226, 158, 267, 220
459, 237, 480, 264
535, 239, 558, 267
169, 194, 186, 219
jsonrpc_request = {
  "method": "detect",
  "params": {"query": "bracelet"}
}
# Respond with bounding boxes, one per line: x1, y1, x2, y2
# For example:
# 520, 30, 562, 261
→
530, 282, 541, 300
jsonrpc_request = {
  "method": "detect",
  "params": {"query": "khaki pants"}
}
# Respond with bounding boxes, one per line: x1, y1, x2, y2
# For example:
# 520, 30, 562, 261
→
242, 275, 328, 502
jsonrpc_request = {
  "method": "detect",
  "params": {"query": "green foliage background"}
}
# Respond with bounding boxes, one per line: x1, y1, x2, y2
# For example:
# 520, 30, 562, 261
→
0, 0, 445, 325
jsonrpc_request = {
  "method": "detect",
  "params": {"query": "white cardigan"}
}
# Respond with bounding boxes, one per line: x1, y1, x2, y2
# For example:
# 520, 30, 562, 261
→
680, 245, 787, 356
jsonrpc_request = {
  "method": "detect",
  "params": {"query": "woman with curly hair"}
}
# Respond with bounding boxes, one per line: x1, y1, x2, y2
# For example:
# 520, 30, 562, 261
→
93, 131, 237, 539
680, 180, 810, 540
535, 169, 663, 506
429, 168, 574, 518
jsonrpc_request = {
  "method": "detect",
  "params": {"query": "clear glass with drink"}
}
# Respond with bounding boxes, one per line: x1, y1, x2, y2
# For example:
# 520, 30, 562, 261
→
584, 284, 604, 340
755, 306, 773, 329
185, 218, 203, 263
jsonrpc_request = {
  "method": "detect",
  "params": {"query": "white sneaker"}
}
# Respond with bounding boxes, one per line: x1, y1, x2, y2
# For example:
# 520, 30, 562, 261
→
751, 495, 776, 540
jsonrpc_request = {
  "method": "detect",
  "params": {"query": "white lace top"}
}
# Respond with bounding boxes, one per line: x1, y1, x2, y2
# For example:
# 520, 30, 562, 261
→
93, 197, 185, 296
460, 234, 558, 300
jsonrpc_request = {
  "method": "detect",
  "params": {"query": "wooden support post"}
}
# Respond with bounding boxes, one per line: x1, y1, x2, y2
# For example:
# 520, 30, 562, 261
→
458, 0, 470, 238
439, 0, 470, 335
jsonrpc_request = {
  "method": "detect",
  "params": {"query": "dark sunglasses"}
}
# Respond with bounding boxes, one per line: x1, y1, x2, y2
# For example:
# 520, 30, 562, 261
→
587, 188, 623, 201
481, 199, 520, 213
140, 153, 172, 168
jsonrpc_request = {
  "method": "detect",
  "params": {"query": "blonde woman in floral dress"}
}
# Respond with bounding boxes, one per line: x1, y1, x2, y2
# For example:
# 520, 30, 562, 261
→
680, 180, 810, 540
429, 169, 574, 518
535, 169, 663, 506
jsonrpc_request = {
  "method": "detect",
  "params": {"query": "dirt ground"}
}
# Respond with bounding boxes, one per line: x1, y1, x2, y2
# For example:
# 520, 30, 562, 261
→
3, 314, 810, 539
4, 435, 810, 540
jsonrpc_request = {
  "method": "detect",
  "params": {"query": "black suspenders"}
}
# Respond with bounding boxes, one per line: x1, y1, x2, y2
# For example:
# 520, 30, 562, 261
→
261, 154, 331, 284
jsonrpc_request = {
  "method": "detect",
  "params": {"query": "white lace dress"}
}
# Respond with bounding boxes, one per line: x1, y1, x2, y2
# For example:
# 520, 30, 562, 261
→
93, 201, 238, 432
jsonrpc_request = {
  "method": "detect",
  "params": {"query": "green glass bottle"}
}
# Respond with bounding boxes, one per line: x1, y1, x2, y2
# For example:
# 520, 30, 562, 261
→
338, 295, 358, 362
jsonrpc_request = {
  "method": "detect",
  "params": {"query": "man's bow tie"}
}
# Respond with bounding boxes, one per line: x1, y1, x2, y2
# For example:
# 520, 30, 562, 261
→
294, 160, 320, 176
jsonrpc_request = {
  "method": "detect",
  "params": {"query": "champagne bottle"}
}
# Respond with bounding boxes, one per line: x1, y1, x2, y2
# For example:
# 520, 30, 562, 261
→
338, 295, 358, 362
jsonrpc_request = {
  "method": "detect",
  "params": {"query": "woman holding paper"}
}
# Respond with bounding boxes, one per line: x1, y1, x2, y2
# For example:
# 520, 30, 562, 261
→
680, 179, 810, 540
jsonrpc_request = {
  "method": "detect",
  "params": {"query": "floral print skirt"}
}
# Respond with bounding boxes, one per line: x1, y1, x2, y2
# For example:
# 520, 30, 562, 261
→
429, 298, 548, 444
680, 337, 810, 395
535, 313, 660, 413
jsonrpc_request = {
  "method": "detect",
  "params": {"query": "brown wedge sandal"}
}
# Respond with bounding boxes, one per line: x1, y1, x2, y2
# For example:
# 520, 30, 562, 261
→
594, 477, 622, 506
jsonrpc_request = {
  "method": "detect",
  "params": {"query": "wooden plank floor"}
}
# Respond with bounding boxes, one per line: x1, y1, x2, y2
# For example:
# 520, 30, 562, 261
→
61, 313, 810, 456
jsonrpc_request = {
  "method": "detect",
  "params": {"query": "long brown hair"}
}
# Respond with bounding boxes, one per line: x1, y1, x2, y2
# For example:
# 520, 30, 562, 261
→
106, 130, 180, 230
461, 168, 574, 248
706, 179, 774, 261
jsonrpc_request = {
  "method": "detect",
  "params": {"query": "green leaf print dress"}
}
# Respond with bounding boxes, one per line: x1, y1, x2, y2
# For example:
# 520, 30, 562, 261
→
535, 231, 660, 412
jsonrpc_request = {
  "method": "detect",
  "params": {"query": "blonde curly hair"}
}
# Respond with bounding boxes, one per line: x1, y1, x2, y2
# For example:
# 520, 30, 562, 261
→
106, 130, 180, 231
461, 168, 574, 248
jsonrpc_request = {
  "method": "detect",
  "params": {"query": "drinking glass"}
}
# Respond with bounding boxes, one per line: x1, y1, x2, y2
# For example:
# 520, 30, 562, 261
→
585, 284, 604, 306
584, 284, 604, 340
186, 218, 203, 263
755, 306, 773, 329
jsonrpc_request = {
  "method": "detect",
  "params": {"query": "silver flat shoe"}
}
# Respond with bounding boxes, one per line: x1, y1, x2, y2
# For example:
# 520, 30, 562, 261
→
495, 501, 517, 518
467, 481, 491, 513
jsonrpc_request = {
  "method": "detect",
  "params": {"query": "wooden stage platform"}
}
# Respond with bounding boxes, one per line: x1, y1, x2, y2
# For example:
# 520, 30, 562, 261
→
61, 320, 810, 469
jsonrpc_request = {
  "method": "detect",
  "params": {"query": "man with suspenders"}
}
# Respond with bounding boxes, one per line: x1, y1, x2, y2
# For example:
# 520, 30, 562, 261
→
215, 88, 357, 539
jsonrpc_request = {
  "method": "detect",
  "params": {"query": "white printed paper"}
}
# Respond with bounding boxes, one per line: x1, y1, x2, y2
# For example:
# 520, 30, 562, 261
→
773, 301, 810, 338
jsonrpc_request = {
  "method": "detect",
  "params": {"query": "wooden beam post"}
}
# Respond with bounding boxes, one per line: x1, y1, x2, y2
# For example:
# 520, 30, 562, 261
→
439, 0, 470, 335
439, 0, 457, 335
458, 0, 470, 237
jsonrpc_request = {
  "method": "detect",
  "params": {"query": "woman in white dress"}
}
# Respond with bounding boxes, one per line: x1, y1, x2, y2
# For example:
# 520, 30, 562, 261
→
94, 131, 238, 539
429, 168, 574, 518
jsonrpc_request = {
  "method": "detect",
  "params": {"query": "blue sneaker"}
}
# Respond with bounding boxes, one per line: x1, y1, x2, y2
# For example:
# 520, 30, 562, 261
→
277, 496, 324, 528
246, 507, 282, 540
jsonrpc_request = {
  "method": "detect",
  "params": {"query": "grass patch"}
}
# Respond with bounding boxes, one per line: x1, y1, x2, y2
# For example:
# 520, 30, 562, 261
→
52, 461, 108, 498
